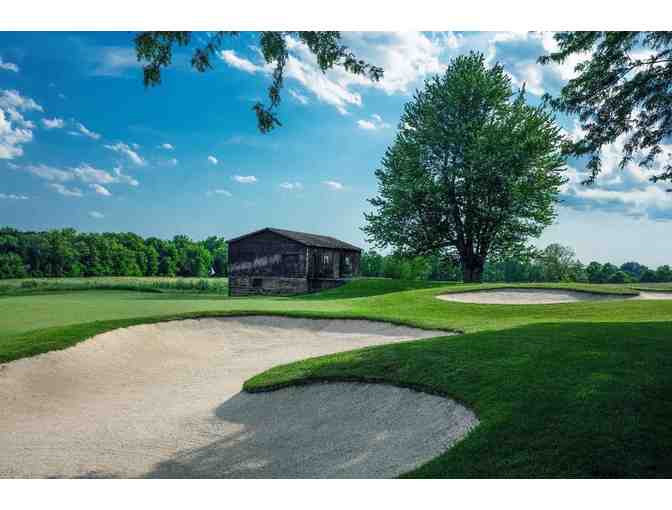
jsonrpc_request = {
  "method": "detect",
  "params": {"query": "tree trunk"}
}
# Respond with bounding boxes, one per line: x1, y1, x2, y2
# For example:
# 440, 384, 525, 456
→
461, 256, 484, 283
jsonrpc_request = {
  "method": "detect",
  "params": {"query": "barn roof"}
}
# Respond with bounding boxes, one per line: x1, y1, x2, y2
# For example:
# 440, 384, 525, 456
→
228, 227, 361, 251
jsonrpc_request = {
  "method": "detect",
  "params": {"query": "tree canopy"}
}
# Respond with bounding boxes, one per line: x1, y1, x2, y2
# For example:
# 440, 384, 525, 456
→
540, 31, 672, 187
134, 31, 383, 133
364, 52, 567, 282
0, 227, 227, 279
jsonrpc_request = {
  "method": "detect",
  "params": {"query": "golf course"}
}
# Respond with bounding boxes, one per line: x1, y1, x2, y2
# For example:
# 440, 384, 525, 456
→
2, 278, 672, 477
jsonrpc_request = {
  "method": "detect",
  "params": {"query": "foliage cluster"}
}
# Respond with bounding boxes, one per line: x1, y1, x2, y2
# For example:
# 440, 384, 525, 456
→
360, 243, 672, 284
0, 228, 228, 279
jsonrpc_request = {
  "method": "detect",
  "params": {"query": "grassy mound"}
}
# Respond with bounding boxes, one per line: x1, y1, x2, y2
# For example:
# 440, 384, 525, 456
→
300, 277, 453, 300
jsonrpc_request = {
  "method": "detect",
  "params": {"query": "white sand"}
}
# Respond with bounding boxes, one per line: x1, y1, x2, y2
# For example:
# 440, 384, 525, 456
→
0, 316, 470, 479
634, 291, 672, 300
437, 288, 672, 304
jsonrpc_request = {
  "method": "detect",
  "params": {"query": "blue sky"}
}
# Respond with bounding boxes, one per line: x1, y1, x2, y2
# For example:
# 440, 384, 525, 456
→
1, 31, 671, 266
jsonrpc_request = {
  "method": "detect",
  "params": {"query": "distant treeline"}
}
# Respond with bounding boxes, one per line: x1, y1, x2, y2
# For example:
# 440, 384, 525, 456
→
0, 228, 227, 279
361, 243, 672, 284
2, 227, 671, 284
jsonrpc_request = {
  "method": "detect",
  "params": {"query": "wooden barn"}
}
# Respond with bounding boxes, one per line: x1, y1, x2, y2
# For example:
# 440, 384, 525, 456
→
227, 227, 361, 296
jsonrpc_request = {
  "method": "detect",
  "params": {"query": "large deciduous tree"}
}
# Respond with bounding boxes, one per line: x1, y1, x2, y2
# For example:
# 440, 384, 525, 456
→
134, 31, 383, 133
363, 53, 567, 283
539, 32, 672, 187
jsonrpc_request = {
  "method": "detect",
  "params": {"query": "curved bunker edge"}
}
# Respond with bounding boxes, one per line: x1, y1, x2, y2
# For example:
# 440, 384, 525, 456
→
0, 315, 471, 479
434, 287, 662, 305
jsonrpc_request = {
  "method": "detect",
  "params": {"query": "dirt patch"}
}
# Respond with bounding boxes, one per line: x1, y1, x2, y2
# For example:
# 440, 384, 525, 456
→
0, 316, 467, 478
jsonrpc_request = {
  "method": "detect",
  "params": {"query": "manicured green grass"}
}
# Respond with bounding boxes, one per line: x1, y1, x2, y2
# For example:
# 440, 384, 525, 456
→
1, 278, 671, 477
0, 290, 352, 340
628, 283, 672, 292
299, 277, 453, 299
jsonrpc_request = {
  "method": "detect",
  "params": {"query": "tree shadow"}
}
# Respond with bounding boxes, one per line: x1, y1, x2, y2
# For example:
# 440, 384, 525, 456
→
144, 383, 475, 479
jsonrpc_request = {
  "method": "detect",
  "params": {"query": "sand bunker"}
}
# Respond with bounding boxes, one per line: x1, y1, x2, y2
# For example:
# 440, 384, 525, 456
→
0, 316, 469, 478
633, 291, 672, 300
437, 288, 672, 305
150, 382, 477, 478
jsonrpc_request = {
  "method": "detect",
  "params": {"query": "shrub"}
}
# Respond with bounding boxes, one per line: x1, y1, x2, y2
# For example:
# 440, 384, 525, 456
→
0, 253, 27, 279
608, 271, 632, 284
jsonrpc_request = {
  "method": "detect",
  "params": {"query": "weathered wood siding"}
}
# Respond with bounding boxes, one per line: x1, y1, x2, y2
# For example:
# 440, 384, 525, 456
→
229, 230, 307, 277
229, 231, 308, 296
230, 275, 309, 296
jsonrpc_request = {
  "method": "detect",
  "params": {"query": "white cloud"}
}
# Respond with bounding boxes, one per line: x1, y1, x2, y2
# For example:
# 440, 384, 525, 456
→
90, 183, 112, 196
208, 155, 218, 165
0, 109, 33, 159
506, 62, 545, 96
560, 129, 672, 221
92, 47, 141, 77
207, 189, 232, 197
72, 122, 101, 140
357, 119, 377, 130
104, 142, 146, 166
89, 211, 105, 219
233, 175, 257, 184
26, 164, 73, 182
357, 114, 391, 131
279, 181, 303, 191
72, 163, 118, 184
0, 57, 19, 73
339, 32, 447, 95
112, 166, 139, 187
221, 43, 361, 115
220, 50, 263, 74
165, 158, 178, 166
19, 162, 139, 190
442, 31, 463, 50
158, 143, 174, 150
219, 32, 452, 115
474, 31, 593, 97
0, 192, 28, 199
41, 117, 65, 129
0, 89, 43, 158
288, 89, 309, 105
0, 90, 43, 113
49, 183, 83, 197
322, 180, 345, 191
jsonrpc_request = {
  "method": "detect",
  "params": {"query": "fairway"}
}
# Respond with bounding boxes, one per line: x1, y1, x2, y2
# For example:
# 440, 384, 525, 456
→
1, 279, 672, 477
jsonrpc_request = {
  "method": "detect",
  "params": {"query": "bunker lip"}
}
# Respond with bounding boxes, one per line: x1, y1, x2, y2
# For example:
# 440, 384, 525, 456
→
0, 316, 468, 479
437, 287, 634, 305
